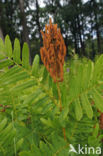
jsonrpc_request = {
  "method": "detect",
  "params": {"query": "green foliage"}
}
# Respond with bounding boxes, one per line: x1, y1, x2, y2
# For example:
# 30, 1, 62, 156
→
13, 38, 21, 64
32, 54, 40, 77
68, 57, 103, 121
0, 35, 103, 155
22, 43, 30, 70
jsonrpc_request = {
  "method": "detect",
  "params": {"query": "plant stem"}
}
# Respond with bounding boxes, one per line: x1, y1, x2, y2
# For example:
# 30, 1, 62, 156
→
57, 81, 66, 141
57, 82, 62, 112
62, 127, 66, 141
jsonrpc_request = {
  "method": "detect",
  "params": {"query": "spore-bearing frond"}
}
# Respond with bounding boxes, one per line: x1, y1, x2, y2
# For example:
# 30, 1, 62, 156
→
40, 18, 66, 82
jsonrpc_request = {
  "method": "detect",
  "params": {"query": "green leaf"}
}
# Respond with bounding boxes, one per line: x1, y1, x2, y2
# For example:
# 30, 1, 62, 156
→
23, 88, 42, 105
16, 138, 24, 151
5, 35, 12, 58
0, 38, 5, 53
75, 98, 83, 121
19, 151, 34, 156
48, 75, 52, 88
91, 88, 103, 112
31, 144, 41, 155
1, 128, 16, 146
52, 82, 58, 100
93, 54, 103, 83
13, 38, 21, 64
88, 136, 97, 147
69, 63, 83, 102
0, 123, 13, 138
0, 66, 22, 82
22, 43, 30, 69
81, 94, 93, 119
3, 71, 29, 85
12, 79, 37, 93
32, 54, 39, 77
0, 54, 5, 60
40, 118, 53, 128
93, 123, 99, 137
41, 67, 48, 83
61, 84, 67, 106
0, 118, 7, 132
82, 61, 94, 90
0, 59, 13, 69
59, 107, 69, 121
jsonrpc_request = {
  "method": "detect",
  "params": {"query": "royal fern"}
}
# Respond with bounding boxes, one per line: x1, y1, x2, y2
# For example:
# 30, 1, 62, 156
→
0, 35, 103, 155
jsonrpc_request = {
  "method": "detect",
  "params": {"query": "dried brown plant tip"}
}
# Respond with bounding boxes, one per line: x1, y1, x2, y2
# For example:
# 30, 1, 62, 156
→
40, 18, 66, 82
99, 113, 103, 129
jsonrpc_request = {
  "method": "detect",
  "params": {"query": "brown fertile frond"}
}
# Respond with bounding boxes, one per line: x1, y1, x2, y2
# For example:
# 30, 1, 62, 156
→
40, 18, 66, 82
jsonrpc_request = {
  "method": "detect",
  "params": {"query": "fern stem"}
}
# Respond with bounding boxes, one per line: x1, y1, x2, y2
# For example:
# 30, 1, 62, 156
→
57, 82, 66, 141
57, 82, 62, 112
62, 127, 66, 141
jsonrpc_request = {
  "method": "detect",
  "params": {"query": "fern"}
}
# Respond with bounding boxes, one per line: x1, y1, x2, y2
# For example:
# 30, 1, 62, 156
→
67, 57, 103, 120
0, 118, 23, 156
0, 35, 103, 155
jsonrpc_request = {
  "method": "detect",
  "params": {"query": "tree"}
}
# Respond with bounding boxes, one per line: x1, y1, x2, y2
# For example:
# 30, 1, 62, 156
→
19, 0, 31, 63
0, 0, 103, 60
0, 0, 20, 42
35, 0, 42, 46
0, 26, 4, 41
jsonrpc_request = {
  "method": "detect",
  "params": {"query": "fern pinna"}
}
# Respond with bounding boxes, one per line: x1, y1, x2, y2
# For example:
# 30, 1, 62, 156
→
0, 20, 103, 156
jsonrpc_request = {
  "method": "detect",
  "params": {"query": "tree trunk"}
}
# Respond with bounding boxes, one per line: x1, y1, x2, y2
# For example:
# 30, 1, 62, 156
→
96, 22, 101, 54
93, 0, 101, 54
72, 21, 80, 55
65, 35, 69, 57
0, 1, 4, 41
73, 32, 78, 54
77, 15, 86, 56
94, 11, 101, 54
0, 26, 4, 41
90, 5, 96, 59
19, 0, 31, 64
35, 0, 42, 46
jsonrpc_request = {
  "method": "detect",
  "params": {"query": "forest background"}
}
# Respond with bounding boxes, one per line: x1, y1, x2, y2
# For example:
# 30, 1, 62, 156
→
0, 0, 103, 63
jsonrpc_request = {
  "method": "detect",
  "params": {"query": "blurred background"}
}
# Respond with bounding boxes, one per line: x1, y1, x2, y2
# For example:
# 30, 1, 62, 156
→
0, 0, 103, 63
